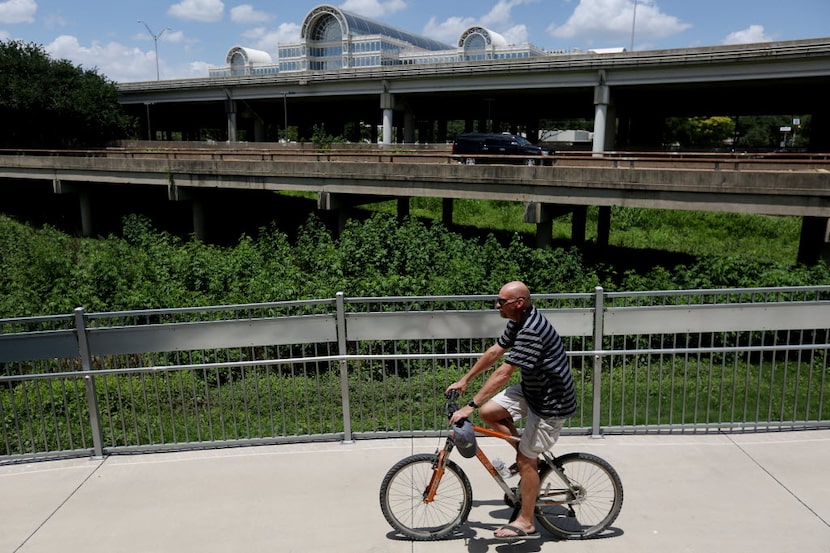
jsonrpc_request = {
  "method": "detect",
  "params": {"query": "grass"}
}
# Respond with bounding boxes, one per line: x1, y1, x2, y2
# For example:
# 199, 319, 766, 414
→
354, 196, 802, 265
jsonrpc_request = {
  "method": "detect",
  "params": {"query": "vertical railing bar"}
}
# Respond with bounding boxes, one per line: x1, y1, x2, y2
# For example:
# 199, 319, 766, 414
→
336, 292, 353, 444
74, 307, 104, 459
591, 286, 604, 438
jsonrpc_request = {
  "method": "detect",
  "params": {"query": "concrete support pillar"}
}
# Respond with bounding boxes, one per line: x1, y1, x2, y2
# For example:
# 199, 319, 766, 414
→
808, 110, 830, 152
53, 178, 94, 237
442, 198, 453, 227
397, 197, 410, 221
226, 98, 237, 143
168, 184, 207, 241
403, 111, 415, 144
79, 190, 93, 237
597, 206, 612, 247
535, 220, 553, 249
437, 119, 448, 143
382, 109, 393, 144
381, 90, 394, 145
192, 198, 207, 241
797, 216, 830, 265
524, 202, 561, 248
593, 80, 611, 156
572, 206, 588, 243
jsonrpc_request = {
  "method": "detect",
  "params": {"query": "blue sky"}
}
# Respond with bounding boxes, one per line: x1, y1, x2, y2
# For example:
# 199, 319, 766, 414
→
0, 0, 827, 83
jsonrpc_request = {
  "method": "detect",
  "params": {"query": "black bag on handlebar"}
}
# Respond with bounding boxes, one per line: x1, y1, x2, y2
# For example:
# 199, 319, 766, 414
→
452, 419, 478, 458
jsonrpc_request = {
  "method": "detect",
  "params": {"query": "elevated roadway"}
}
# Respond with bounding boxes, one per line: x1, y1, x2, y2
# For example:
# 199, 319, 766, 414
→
1, 147, 829, 262
115, 38, 830, 150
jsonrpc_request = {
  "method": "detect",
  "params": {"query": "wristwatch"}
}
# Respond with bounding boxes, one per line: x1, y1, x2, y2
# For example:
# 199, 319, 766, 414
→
467, 399, 479, 409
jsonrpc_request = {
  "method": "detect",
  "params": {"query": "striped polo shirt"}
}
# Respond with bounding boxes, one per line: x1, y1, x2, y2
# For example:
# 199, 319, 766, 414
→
497, 305, 577, 419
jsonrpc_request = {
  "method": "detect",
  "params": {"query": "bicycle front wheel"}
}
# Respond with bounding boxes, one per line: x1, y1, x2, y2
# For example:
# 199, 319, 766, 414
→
536, 452, 623, 539
379, 453, 472, 540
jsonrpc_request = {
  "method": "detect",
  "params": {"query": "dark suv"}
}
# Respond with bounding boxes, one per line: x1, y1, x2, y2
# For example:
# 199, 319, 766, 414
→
451, 132, 552, 165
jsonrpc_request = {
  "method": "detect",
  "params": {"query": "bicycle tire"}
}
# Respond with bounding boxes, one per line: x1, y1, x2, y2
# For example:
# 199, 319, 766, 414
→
379, 453, 473, 540
535, 452, 623, 539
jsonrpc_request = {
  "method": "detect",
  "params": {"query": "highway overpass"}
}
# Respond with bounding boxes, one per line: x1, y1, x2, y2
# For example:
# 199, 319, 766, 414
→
116, 38, 830, 152
1, 147, 828, 263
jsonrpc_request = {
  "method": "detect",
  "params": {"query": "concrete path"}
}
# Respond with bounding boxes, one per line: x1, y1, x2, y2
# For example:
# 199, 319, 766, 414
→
2, 430, 828, 553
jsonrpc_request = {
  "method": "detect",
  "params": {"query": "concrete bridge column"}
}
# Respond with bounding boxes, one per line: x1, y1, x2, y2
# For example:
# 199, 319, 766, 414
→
525, 202, 590, 248
437, 119, 448, 143
572, 206, 587, 243
597, 206, 612, 247
797, 216, 830, 265
442, 198, 453, 227
226, 98, 238, 143
381, 91, 394, 145
403, 111, 415, 144
53, 179, 94, 237
809, 110, 830, 152
592, 79, 611, 156
168, 184, 207, 241
78, 189, 93, 237
397, 197, 410, 221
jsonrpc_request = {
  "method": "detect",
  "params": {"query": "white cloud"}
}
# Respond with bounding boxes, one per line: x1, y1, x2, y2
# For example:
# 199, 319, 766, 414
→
423, 15, 473, 45
338, 0, 407, 18
548, 0, 690, 44
243, 22, 301, 53
422, 0, 533, 46
230, 5, 274, 25
45, 35, 157, 82
723, 25, 773, 45
0, 0, 36, 24
168, 0, 224, 23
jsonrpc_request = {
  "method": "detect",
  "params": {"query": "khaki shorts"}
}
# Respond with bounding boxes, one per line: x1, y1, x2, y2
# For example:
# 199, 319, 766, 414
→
492, 384, 566, 459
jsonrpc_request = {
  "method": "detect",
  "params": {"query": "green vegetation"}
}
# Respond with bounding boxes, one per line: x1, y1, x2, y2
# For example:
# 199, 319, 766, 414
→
1, 201, 827, 318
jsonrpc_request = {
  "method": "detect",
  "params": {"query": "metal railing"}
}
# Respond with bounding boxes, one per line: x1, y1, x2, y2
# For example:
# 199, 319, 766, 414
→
1, 286, 828, 464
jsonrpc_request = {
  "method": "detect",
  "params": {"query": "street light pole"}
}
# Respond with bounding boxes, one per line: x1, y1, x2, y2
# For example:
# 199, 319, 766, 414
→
630, 0, 638, 52
138, 21, 170, 80
283, 92, 288, 141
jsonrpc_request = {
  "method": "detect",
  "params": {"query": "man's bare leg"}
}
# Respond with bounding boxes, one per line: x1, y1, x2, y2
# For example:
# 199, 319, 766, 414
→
494, 451, 539, 537
479, 402, 518, 438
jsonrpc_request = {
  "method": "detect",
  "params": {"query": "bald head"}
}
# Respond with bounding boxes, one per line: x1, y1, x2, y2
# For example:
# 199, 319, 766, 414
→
500, 281, 530, 300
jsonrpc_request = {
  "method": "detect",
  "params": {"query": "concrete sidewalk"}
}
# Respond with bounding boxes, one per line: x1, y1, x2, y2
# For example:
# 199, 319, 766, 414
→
2, 430, 828, 553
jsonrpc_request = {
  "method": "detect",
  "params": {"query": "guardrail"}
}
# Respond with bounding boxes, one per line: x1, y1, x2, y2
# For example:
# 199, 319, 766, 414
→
1, 286, 828, 464
3, 146, 830, 169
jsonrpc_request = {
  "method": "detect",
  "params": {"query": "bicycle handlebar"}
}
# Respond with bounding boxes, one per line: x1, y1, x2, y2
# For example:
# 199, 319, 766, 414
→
445, 390, 461, 423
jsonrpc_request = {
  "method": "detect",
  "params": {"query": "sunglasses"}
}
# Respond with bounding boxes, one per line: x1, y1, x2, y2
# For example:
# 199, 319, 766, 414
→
496, 297, 523, 307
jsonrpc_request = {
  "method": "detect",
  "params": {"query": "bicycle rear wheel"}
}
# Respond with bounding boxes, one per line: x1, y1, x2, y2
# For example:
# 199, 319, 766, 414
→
535, 452, 623, 539
379, 453, 472, 540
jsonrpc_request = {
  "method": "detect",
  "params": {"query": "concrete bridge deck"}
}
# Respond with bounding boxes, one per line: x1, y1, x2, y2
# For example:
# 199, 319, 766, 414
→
3, 430, 829, 553
2, 147, 829, 261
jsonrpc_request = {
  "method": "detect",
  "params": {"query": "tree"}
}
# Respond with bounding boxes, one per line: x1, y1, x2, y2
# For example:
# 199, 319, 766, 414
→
664, 116, 734, 149
0, 41, 136, 148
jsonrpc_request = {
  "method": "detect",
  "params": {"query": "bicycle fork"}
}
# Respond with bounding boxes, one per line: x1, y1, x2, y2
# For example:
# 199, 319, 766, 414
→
422, 443, 453, 503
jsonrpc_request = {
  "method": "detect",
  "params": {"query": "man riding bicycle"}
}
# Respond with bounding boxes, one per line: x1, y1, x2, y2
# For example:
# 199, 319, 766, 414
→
447, 280, 577, 540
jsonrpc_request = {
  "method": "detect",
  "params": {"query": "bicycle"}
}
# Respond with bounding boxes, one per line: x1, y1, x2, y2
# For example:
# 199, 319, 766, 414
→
379, 391, 624, 541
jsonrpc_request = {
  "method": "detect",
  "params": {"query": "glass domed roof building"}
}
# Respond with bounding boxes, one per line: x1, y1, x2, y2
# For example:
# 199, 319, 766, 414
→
211, 4, 550, 76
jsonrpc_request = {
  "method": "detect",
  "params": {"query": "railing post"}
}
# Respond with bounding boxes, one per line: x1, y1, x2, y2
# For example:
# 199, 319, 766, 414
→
335, 292, 353, 444
75, 307, 104, 458
592, 286, 605, 438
